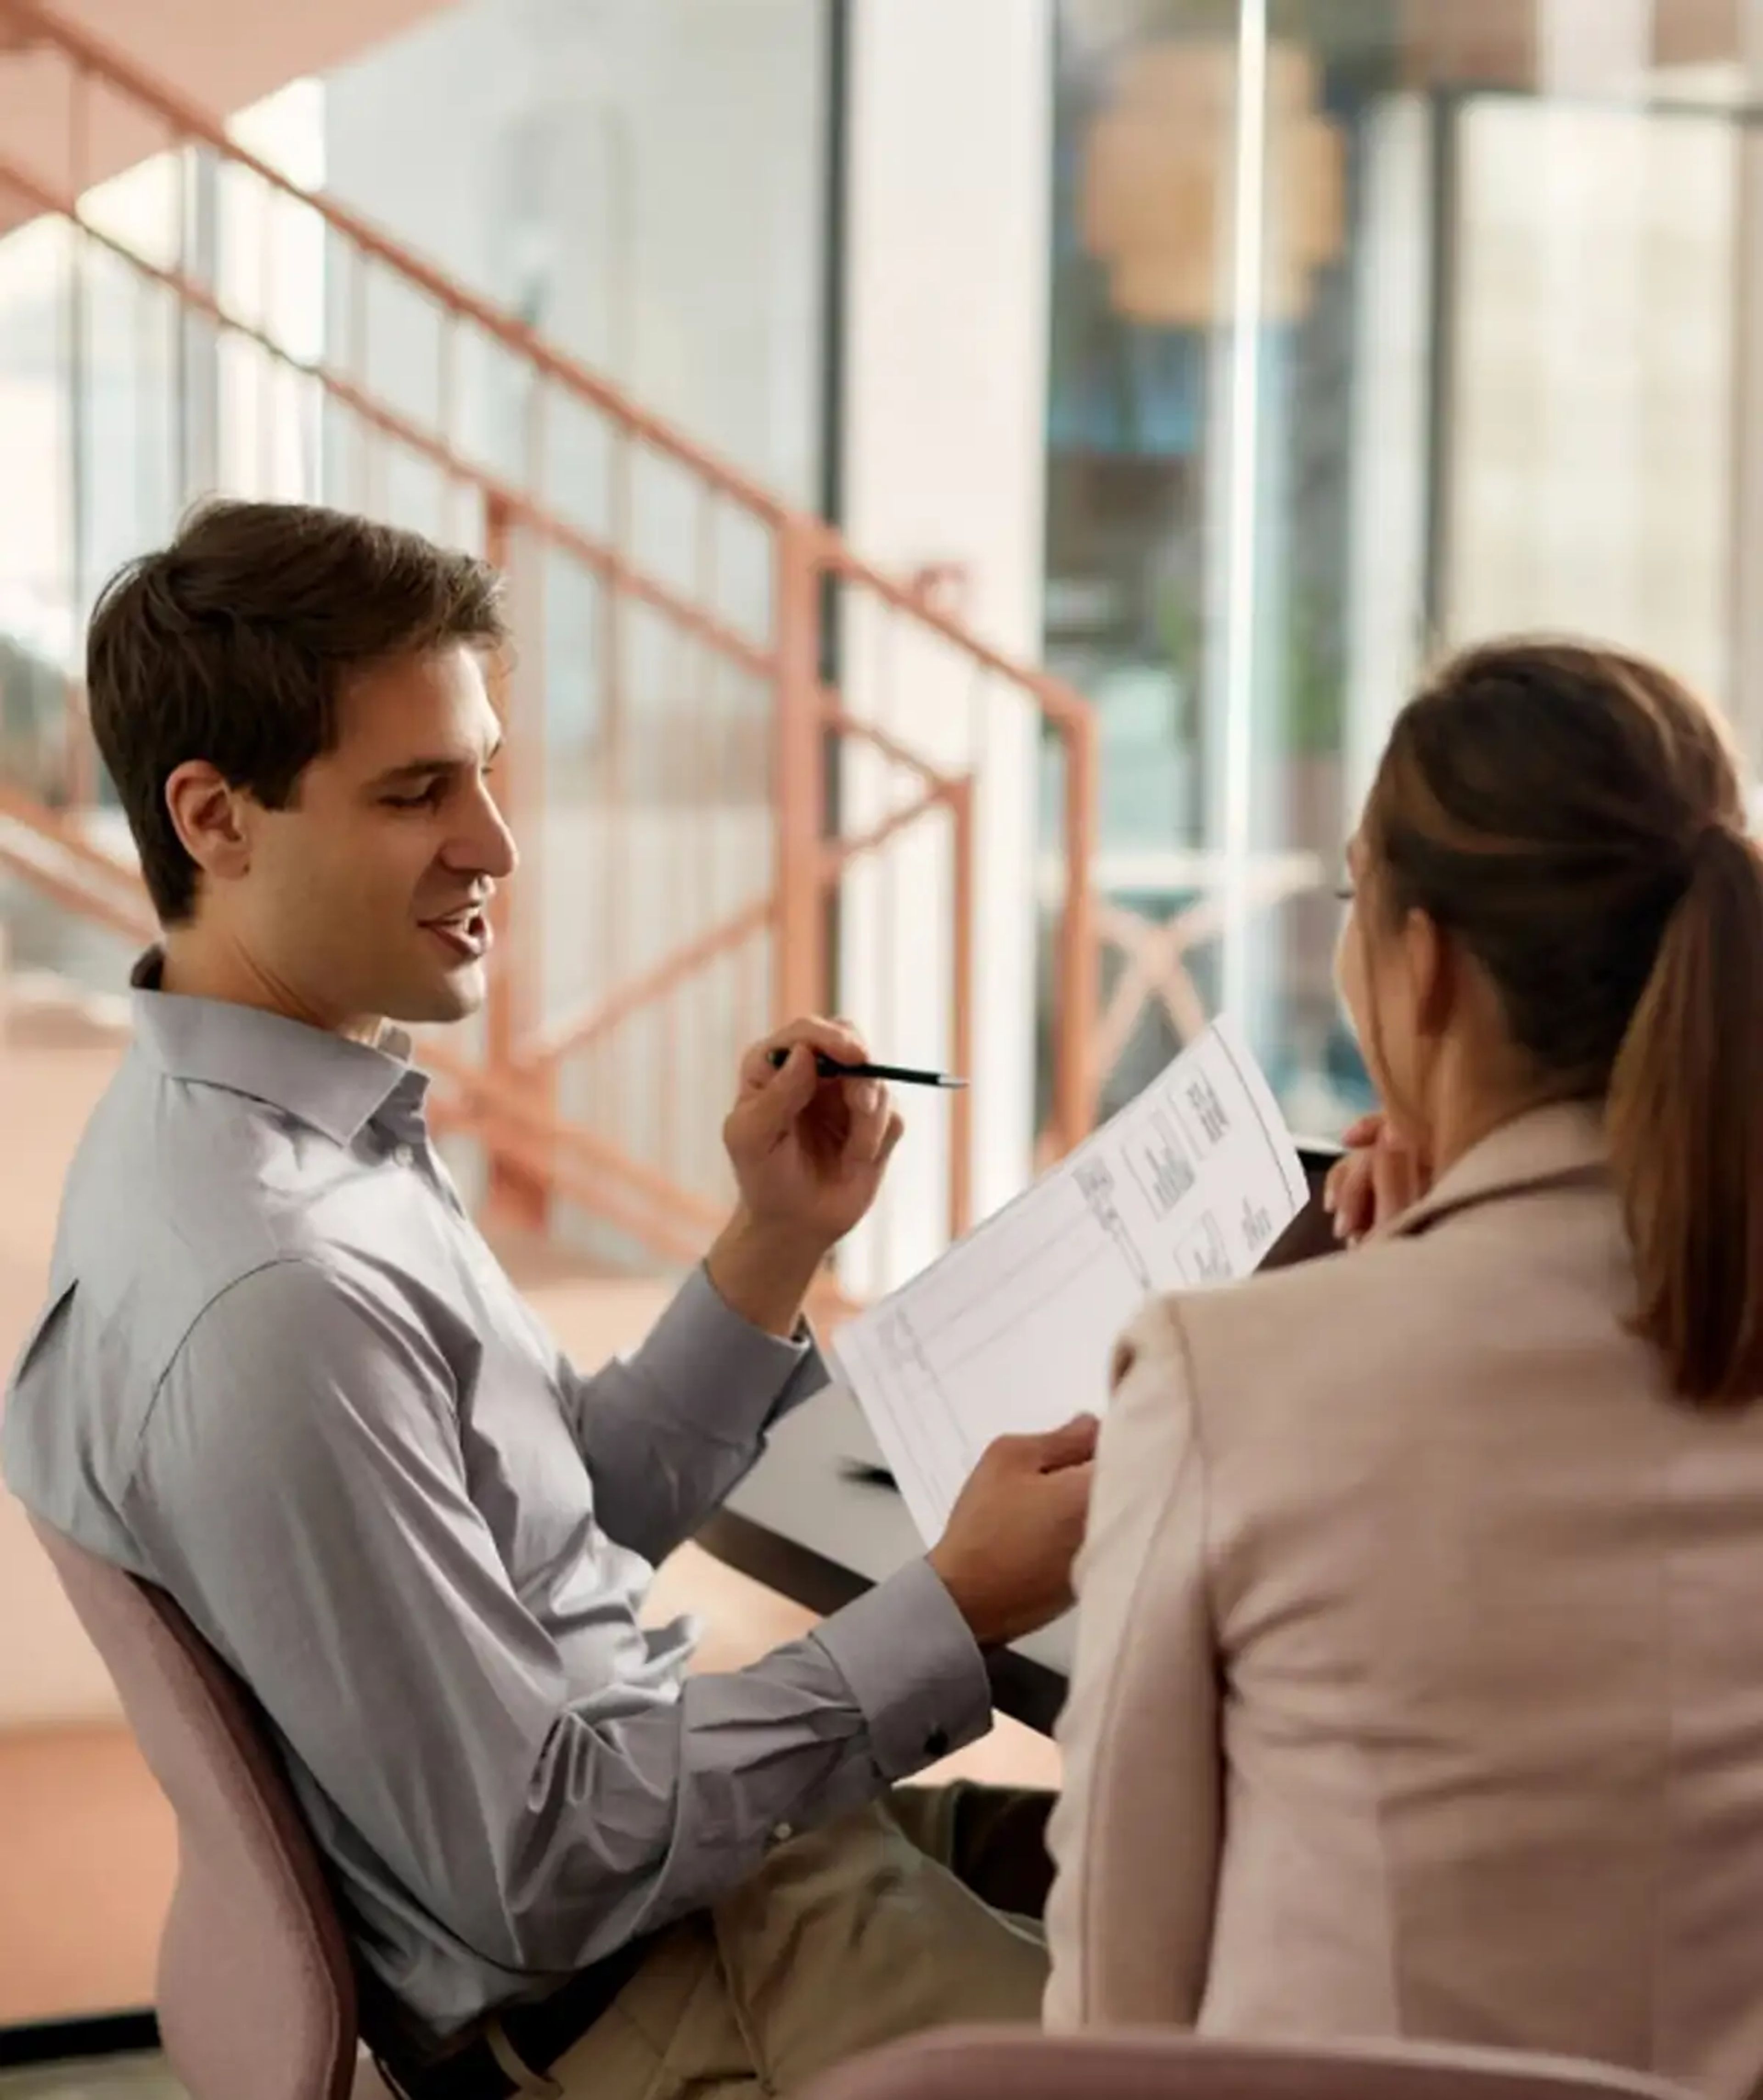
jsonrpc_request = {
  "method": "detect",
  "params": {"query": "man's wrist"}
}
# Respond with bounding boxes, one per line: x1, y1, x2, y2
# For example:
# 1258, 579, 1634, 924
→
813, 1559, 992, 1778
926, 1542, 997, 1649
704, 1208, 830, 1337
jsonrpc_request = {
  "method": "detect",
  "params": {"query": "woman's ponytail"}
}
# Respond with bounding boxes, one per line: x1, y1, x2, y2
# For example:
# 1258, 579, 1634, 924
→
1607, 823, 1763, 1405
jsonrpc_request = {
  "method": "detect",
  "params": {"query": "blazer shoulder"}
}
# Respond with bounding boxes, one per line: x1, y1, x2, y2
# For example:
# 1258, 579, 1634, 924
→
1166, 1173, 1625, 1439
1154, 1229, 1456, 1433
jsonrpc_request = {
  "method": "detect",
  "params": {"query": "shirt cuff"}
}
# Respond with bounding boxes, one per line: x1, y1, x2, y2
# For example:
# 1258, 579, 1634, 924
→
627, 1264, 829, 1452
812, 1557, 992, 1780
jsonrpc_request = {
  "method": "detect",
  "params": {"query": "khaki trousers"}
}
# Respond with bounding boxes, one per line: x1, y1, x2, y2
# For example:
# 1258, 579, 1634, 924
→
529, 1786, 1050, 2098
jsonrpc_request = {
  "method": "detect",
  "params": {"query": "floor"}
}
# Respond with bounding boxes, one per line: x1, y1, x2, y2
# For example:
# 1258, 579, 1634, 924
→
0, 2062, 180, 2100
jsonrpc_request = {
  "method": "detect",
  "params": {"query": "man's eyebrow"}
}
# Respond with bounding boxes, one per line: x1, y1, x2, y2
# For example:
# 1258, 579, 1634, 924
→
368, 738, 504, 788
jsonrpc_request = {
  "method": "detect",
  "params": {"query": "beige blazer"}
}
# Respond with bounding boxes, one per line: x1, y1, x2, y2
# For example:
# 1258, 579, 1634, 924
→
1046, 1104, 1763, 2100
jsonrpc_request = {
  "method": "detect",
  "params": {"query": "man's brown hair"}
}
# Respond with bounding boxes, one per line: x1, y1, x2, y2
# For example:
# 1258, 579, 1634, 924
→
87, 499, 508, 924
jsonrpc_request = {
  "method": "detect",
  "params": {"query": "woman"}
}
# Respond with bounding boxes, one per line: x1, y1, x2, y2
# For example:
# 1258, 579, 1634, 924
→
1044, 641, 1763, 2098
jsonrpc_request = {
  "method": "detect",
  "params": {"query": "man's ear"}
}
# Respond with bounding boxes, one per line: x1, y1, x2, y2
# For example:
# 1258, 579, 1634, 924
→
164, 760, 254, 886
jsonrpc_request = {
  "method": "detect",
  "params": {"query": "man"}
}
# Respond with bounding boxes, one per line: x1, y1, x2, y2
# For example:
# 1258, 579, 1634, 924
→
1, 501, 1095, 2098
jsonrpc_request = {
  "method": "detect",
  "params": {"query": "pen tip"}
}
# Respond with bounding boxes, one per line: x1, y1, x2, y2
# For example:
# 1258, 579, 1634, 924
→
939, 1076, 970, 1089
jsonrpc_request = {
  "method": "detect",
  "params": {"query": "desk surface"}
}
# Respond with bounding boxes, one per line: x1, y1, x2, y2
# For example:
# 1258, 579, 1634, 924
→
696, 1143, 1344, 1740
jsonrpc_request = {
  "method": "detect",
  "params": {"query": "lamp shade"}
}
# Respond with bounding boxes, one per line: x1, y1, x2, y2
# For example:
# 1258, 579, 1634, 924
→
1080, 39, 1347, 327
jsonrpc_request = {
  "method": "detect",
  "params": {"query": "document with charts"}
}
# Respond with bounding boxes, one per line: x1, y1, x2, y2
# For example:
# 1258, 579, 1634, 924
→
832, 1018, 1308, 1547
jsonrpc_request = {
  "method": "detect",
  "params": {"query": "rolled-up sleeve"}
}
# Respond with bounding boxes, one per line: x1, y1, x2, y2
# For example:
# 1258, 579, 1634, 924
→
128, 1258, 989, 1982
560, 1265, 829, 1565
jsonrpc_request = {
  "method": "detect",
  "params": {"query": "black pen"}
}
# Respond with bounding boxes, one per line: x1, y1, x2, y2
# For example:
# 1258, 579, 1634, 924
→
766, 1047, 968, 1091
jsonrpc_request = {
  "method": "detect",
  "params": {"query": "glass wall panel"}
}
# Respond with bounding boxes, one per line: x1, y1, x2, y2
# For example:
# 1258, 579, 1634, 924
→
1046, 0, 1763, 1137
323, 0, 828, 512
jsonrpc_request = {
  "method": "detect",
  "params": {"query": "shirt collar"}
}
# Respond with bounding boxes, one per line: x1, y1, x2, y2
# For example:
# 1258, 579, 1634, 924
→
129, 948, 424, 1146
1383, 1099, 1609, 1243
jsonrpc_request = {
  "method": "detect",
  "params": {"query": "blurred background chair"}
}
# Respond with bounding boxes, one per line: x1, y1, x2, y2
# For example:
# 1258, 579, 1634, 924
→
803, 2029, 1703, 2100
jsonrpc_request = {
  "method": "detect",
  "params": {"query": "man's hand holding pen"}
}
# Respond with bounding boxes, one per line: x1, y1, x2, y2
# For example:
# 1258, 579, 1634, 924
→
706, 1017, 1098, 1651
706, 1017, 906, 1336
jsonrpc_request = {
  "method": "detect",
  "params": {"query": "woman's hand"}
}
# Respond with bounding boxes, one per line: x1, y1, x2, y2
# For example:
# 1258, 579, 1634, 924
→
1322, 1112, 1430, 1245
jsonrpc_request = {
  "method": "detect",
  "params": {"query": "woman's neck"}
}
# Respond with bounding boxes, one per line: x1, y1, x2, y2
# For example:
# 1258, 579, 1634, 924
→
1424, 1065, 1569, 1187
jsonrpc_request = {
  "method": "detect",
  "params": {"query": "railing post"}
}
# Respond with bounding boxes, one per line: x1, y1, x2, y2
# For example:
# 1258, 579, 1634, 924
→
1053, 712, 1101, 1155
947, 777, 976, 1241
481, 492, 554, 1234
773, 515, 826, 1021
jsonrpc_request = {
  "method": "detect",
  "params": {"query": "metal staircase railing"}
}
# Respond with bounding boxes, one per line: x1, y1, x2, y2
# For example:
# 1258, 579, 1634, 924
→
0, 0, 1101, 1284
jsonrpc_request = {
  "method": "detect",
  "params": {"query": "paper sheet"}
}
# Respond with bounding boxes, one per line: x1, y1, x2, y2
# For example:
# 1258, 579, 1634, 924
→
832, 1018, 1309, 1546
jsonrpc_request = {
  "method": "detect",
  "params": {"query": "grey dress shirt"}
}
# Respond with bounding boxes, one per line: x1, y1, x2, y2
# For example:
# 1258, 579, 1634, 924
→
1, 962, 990, 2044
